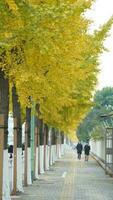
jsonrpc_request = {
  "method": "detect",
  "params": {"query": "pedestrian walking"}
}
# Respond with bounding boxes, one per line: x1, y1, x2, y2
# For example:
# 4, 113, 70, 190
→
76, 142, 83, 160
84, 143, 90, 161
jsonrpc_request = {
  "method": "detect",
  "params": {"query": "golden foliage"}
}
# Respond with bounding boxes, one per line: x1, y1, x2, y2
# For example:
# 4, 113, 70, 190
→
0, 0, 113, 139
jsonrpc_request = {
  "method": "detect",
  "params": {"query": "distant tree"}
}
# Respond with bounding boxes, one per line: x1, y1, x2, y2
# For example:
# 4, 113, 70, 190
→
77, 87, 113, 141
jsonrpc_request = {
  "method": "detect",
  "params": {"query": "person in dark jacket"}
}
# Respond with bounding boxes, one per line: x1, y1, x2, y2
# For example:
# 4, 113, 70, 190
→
76, 142, 83, 160
84, 143, 90, 161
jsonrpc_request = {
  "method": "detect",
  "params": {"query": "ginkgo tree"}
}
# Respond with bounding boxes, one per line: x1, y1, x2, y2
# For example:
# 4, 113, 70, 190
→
0, 0, 113, 140
0, 1, 113, 196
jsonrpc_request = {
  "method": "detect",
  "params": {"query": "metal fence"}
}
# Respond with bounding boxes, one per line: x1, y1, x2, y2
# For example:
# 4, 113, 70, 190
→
105, 127, 113, 174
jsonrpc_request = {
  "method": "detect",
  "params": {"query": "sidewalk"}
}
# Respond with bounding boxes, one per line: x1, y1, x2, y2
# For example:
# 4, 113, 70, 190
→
11, 149, 113, 200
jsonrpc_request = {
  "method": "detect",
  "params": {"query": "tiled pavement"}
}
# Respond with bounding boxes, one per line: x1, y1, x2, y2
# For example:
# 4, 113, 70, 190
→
11, 150, 113, 200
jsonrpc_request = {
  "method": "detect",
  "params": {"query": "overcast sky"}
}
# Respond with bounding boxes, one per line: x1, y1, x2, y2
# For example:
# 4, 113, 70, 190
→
86, 0, 113, 90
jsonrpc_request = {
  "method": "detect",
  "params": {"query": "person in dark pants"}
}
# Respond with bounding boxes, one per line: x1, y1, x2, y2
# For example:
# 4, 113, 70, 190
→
8, 145, 13, 158
84, 143, 90, 161
76, 142, 83, 160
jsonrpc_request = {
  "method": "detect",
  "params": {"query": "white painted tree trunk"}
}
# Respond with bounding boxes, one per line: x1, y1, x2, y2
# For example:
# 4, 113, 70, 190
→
46, 146, 49, 170
3, 150, 11, 200
40, 146, 44, 173
35, 147, 39, 179
44, 145, 48, 171
9, 157, 13, 192
27, 148, 32, 185
52, 145, 56, 163
56, 144, 61, 159
61, 144, 64, 155
50, 145, 53, 166
17, 148, 24, 192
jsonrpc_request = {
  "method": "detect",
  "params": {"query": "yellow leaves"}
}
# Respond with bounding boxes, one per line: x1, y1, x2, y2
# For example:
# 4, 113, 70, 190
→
0, 0, 112, 141
29, 0, 44, 5
0, 1, 23, 43
5, 0, 23, 29
66, 131, 78, 142
6, 0, 18, 12
4, 32, 12, 39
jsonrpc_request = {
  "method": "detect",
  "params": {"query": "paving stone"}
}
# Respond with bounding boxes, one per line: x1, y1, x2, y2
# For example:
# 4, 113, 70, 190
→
11, 150, 113, 200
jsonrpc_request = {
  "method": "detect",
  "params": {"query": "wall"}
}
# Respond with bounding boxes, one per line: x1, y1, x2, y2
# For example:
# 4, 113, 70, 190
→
90, 139, 105, 162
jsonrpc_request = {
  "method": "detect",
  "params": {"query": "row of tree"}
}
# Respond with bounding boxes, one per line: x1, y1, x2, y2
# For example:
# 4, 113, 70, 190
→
0, 0, 113, 139
0, 1, 113, 198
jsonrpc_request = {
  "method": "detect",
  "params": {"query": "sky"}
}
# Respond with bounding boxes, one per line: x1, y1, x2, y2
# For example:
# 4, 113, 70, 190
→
86, 0, 113, 90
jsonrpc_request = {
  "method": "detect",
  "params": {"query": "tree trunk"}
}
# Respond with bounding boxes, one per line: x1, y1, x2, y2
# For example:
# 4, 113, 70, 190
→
51, 128, 57, 145
61, 133, 64, 144
30, 102, 35, 182
35, 104, 44, 145
0, 70, 9, 149
24, 121, 28, 186
45, 125, 49, 145
12, 118, 17, 194
44, 124, 49, 171
37, 118, 40, 174
12, 85, 22, 147
0, 115, 4, 200
34, 127, 38, 178
55, 130, 59, 157
24, 107, 31, 186
12, 85, 22, 193
38, 118, 44, 173
0, 70, 9, 200
39, 119, 44, 145
26, 107, 31, 147
25, 107, 31, 185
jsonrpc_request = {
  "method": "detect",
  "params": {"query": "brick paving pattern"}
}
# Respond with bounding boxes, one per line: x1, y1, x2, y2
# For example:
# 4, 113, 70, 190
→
11, 150, 113, 200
